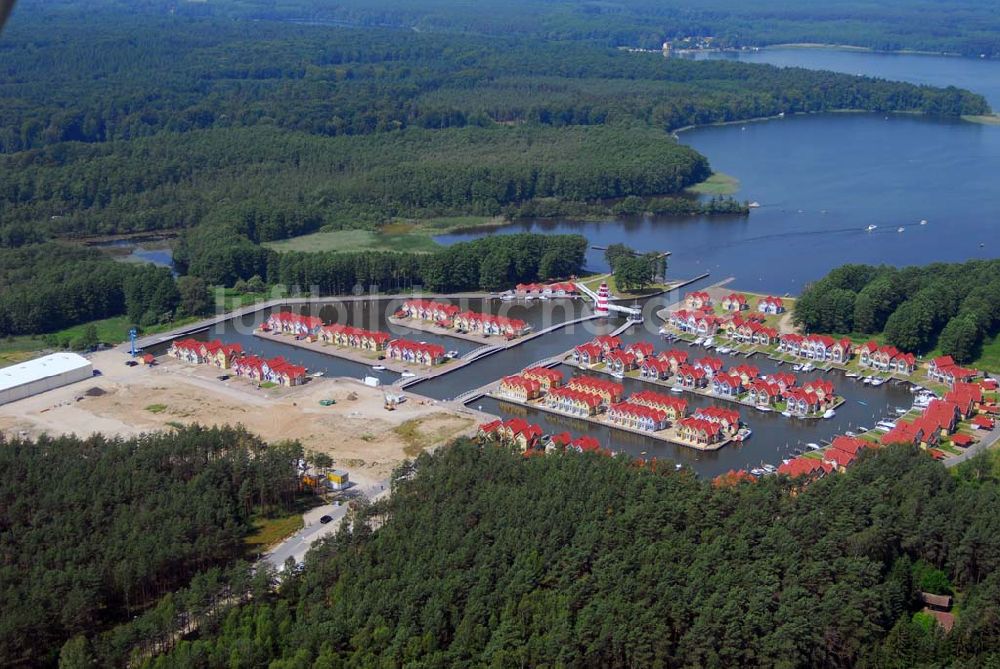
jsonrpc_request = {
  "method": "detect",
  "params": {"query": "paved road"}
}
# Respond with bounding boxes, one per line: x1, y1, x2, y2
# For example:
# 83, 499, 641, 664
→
265, 479, 390, 570
944, 423, 1000, 468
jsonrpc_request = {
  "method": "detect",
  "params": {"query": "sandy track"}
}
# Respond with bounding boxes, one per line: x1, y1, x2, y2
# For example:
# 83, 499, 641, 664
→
0, 350, 476, 486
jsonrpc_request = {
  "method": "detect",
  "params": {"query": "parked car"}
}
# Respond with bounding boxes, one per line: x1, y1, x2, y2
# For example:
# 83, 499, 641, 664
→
319, 515, 333, 524
217, 374, 230, 381
125, 360, 139, 367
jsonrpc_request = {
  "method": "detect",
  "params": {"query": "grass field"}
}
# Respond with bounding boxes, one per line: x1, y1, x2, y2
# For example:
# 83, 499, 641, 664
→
265, 216, 505, 254
580, 273, 672, 299
974, 334, 1000, 373
244, 512, 305, 554
685, 172, 740, 196
0, 315, 200, 368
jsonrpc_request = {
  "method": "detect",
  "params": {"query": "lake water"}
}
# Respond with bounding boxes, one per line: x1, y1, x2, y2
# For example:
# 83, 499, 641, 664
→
435, 49, 1000, 294
202, 48, 999, 476
687, 47, 1000, 109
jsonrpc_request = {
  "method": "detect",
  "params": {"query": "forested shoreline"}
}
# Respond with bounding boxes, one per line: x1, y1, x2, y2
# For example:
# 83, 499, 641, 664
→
141, 440, 1000, 668
0, 6, 991, 340
794, 259, 1000, 364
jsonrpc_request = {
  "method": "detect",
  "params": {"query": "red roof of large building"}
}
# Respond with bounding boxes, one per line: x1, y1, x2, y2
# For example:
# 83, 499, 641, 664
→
778, 457, 832, 478
630, 390, 688, 414
523, 366, 564, 384
388, 339, 447, 358
568, 375, 624, 396
693, 406, 741, 426
547, 387, 603, 408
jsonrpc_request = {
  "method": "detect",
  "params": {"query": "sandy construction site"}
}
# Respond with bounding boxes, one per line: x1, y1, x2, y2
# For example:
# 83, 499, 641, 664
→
0, 350, 477, 486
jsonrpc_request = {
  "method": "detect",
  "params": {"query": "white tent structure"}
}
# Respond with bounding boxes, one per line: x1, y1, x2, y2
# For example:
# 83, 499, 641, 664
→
0, 352, 93, 405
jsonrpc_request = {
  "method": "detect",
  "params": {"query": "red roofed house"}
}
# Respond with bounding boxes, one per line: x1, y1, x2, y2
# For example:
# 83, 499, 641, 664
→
693, 406, 741, 434
951, 433, 974, 448
498, 375, 542, 402
545, 431, 573, 453
607, 402, 669, 432
748, 379, 782, 406
770, 372, 798, 393
881, 421, 924, 447
972, 415, 995, 431
573, 341, 604, 366
676, 417, 723, 445
677, 364, 708, 389
657, 349, 689, 374
386, 339, 447, 366
640, 357, 672, 381
686, 291, 712, 310
694, 356, 724, 378
730, 364, 761, 386
523, 366, 563, 391
757, 296, 785, 315
168, 338, 204, 364
928, 356, 980, 386
778, 333, 804, 357
398, 299, 460, 324
858, 341, 916, 374
567, 376, 624, 405
711, 372, 744, 399
606, 349, 638, 374
778, 457, 833, 480
802, 379, 836, 404
721, 293, 749, 312
799, 335, 853, 363
630, 390, 688, 421
499, 418, 544, 451
263, 356, 308, 386
946, 382, 982, 417
201, 340, 244, 369
784, 388, 821, 416
625, 341, 655, 362
594, 335, 623, 352
823, 445, 860, 471
568, 435, 602, 453
544, 387, 603, 416
266, 311, 324, 338
477, 419, 504, 441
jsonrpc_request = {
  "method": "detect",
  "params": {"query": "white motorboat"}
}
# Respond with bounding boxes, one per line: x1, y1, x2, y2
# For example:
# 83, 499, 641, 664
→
823, 409, 836, 419
311, 371, 325, 378
792, 364, 803, 371
863, 377, 873, 385
870, 377, 886, 386
447, 350, 460, 358
401, 371, 416, 378
897, 226, 905, 233
371, 365, 386, 371
748, 201, 761, 208
781, 410, 793, 418
845, 372, 859, 378
801, 363, 814, 372
866, 224, 877, 232
736, 428, 753, 441
920, 219, 928, 225
670, 386, 685, 393
755, 405, 773, 413
806, 443, 821, 450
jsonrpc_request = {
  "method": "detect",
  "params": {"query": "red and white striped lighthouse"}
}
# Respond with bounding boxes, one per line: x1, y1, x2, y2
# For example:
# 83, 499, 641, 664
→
595, 282, 610, 316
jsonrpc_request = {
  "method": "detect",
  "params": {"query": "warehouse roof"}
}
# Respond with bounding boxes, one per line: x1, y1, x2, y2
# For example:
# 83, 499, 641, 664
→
0, 352, 92, 392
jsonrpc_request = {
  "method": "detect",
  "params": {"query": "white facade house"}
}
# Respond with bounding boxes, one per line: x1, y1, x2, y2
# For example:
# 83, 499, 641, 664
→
0, 352, 93, 405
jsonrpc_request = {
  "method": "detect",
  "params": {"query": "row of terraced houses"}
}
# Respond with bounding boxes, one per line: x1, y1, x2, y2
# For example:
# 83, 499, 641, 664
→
571, 335, 838, 415
496, 366, 741, 445
397, 300, 529, 338
670, 293, 985, 385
